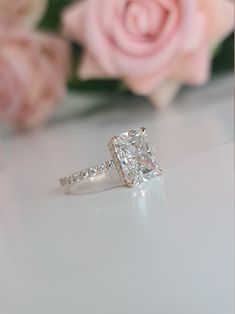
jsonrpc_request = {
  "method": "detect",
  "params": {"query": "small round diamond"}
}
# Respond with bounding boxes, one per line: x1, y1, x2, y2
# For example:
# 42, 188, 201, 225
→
82, 170, 89, 178
106, 160, 114, 169
78, 172, 84, 180
88, 168, 97, 177
69, 176, 75, 184
72, 173, 79, 181
96, 163, 106, 173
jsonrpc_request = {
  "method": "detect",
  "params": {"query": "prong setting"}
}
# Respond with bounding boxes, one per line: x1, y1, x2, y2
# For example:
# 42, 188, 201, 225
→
140, 127, 146, 134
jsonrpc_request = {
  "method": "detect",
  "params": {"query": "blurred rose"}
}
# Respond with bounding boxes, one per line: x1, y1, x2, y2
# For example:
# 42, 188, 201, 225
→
0, 0, 47, 27
0, 26, 70, 129
63, 0, 234, 107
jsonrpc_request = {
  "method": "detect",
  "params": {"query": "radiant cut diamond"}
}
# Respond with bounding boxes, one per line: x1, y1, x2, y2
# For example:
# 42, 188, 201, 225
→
108, 128, 161, 187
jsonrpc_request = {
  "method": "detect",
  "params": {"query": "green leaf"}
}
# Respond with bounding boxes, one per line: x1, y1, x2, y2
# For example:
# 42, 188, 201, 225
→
213, 34, 234, 73
39, 0, 73, 31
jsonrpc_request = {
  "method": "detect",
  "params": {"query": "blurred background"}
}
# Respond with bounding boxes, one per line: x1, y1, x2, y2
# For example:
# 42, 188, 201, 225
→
0, 0, 234, 131
0, 2, 234, 314
40, 0, 234, 93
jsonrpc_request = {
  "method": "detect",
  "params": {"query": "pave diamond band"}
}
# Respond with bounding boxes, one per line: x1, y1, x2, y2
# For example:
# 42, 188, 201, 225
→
59, 127, 163, 190
60, 160, 115, 187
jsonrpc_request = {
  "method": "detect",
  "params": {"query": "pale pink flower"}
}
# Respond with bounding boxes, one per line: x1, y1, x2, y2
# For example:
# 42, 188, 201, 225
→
0, 26, 70, 129
63, 0, 234, 107
0, 0, 47, 27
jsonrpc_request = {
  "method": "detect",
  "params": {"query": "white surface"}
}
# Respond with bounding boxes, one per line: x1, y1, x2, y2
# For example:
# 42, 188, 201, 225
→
0, 75, 234, 314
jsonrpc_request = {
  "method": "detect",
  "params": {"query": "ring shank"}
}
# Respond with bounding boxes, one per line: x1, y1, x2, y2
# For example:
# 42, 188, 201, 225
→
60, 160, 115, 187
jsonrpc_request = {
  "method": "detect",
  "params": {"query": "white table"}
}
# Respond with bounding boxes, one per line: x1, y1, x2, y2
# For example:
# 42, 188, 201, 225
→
0, 75, 234, 314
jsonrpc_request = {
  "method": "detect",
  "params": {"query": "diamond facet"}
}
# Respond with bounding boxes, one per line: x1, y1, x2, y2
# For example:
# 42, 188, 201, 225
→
88, 168, 97, 177
108, 128, 160, 187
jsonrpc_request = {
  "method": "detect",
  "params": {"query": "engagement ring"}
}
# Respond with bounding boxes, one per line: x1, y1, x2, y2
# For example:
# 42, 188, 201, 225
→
59, 127, 162, 190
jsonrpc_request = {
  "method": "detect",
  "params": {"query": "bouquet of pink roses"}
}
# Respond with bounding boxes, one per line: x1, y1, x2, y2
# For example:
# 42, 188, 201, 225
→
0, 0, 233, 130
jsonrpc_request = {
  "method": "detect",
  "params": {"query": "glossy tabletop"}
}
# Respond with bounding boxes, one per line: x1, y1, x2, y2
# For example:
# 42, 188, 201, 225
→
0, 75, 234, 314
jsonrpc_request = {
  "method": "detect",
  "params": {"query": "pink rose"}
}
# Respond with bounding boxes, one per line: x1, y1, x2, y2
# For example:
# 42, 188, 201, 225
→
0, 26, 70, 129
63, 0, 234, 106
0, 0, 47, 27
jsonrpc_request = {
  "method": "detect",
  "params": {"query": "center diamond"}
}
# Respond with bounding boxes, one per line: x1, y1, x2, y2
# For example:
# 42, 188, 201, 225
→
108, 128, 161, 187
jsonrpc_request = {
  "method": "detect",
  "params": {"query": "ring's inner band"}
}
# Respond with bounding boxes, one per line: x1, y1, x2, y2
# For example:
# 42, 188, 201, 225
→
60, 160, 115, 187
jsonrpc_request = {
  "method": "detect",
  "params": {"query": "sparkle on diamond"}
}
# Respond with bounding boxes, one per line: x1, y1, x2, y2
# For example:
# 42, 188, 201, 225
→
109, 128, 159, 186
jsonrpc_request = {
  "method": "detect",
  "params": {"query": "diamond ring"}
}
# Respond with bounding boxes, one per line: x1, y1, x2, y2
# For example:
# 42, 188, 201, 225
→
59, 127, 162, 189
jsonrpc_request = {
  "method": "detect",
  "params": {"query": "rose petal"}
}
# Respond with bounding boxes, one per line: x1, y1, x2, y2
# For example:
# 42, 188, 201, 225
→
173, 46, 211, 85
125, 61, 175, 94
0, 26, 70, 128
79, 52, 111, 78
0, 0, 47, 27
62, 1, 87, 43
198, 0, 234, 44
148, 80, 181, 108
84, 0, 118, 75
